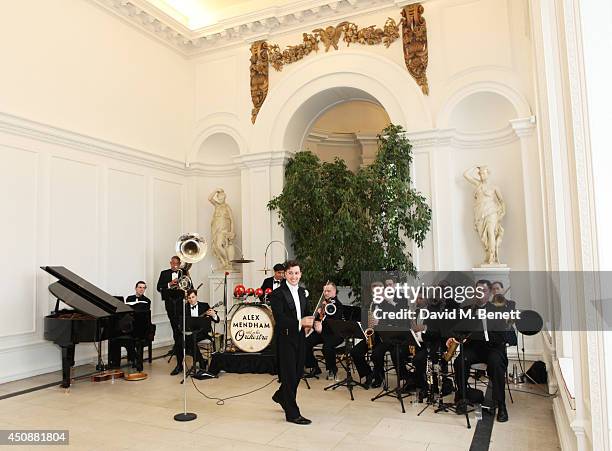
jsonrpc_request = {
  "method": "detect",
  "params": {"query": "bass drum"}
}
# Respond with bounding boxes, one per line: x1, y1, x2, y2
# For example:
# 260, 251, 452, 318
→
228, 303, 275, 352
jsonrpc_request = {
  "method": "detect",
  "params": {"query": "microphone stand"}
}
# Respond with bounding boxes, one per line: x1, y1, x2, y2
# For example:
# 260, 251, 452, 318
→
223, 271, 229, 351
174, 297, 196, 422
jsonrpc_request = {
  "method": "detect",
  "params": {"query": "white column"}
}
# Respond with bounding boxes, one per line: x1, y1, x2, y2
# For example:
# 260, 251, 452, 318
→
235, 151, 294, 287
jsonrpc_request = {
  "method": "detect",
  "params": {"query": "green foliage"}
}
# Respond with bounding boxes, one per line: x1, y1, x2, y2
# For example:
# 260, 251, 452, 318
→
267, 124, 431, 301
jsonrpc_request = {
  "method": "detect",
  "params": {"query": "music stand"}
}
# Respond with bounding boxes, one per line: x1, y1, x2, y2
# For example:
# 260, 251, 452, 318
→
370, 330, 416, 413
183, 316, 214, 380
323, 319, 365, 401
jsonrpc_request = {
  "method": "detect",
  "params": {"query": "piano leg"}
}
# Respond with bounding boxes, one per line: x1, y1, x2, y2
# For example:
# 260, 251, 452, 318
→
61, 345, 75, 388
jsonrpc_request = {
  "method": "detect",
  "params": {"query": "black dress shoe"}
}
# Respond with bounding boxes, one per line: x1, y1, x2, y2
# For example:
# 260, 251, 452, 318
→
496, 403, 509, 422
272, 392, 284, 407
170, 366, 183, 376
364, 374, 373, 389
286, 416, 312, 425
371, 376, 383, 388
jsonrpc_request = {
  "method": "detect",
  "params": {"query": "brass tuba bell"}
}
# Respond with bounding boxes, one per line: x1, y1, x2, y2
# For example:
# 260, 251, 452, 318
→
175, 233, 207, 290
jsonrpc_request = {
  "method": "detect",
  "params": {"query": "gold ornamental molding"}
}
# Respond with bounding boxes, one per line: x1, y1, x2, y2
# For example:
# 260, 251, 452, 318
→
250, 4, 429, 123
402, 4, 429, 95
250, 41, 270, 124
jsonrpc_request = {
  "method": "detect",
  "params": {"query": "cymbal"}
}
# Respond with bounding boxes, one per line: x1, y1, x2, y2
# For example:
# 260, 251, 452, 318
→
231, 258, 254, 263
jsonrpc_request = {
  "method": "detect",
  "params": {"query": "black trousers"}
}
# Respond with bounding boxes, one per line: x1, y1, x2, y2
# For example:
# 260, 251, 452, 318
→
454, 341, 508, 404
371, 340, 409, 381
304, 332, 343, 373
350, 338, 372, 378
165, 299, 182, 358
274, 338, 305, 420
412, 346, 428, 390
108, 336, 136, 368
175, 331, 207, 368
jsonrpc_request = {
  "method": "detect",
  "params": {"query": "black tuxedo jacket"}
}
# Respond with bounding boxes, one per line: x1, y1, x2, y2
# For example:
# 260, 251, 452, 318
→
260, 276, 283, 301
157, 269, 184, 302
269, 283, 310, 349
179, 301, 219, 340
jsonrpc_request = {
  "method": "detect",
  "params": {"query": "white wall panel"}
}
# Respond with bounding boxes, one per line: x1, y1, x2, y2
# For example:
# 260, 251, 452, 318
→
152, 178, 184, 317
413, 151, 435, 271
107, 168, 146, 298
0, 145, 38, 337
49, 157, 99, 284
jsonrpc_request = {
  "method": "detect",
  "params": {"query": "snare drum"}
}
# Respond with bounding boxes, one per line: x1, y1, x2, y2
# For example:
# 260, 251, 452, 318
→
228, 303, 275, 352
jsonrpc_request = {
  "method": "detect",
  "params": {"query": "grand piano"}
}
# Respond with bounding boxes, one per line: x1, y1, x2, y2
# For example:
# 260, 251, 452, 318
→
42, 266, 135, 388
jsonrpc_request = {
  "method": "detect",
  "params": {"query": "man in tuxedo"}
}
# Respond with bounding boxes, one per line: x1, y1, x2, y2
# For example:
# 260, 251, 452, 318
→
269, 260, 313, 425
125, 281, 151, 311
449, 279, 509, 422
304, 282, 344, 380
260, 263, 285, 301
156, 256, 185, 374
174, 289, 219, 374
108, 281, 152, 370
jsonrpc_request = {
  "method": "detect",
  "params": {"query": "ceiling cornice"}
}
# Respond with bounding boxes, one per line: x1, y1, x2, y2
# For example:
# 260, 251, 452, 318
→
90, 0, 421, 57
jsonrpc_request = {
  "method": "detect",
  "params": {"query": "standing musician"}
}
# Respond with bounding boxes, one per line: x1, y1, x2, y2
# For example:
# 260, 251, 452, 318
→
269, 260, 313, 425
260, 263, 285, 301
157, 256, 185, 374
173, 289, 219, 375
304, 282, 344, 380
448, 279, 510, 422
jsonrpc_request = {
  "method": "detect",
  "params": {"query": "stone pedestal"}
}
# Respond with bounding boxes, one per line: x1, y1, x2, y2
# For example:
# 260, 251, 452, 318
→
472, 266, 511, 297
208, 272, 243, 323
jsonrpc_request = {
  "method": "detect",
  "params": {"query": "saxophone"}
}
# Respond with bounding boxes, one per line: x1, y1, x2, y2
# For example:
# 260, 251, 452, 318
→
364, 303, 376, 349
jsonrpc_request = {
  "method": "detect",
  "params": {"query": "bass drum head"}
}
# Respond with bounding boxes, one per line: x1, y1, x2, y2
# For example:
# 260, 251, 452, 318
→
229, 305, 275, 352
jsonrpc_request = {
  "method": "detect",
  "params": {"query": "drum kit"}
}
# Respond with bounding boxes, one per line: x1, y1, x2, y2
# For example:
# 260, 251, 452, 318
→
226, 285, 275, 353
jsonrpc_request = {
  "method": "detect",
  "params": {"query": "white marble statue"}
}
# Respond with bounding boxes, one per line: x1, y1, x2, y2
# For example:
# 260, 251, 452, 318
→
463, 166, 506, 266
208, 188, 236, 270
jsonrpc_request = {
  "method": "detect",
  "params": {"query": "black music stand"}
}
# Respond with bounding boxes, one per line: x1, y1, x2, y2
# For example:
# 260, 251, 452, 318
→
183, 316, 215, 381
323, 319, 365, 401
370, 330, 416, 413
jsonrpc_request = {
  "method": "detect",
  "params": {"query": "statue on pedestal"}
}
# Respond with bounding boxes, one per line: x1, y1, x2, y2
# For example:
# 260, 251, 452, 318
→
208, 188, 236, 270
463, 166, 506, 266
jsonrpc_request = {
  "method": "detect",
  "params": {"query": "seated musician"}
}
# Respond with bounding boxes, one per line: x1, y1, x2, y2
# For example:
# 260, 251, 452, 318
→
411, 291, 447, 400
369, 278, 411, 388
172, 289, 220, 375
491, 280, 517, 346
448, 279, 510, 423
304, 282, 344, 380
260, 263, 285, 301
108, 281, 151, 370
350, 281, 383, 388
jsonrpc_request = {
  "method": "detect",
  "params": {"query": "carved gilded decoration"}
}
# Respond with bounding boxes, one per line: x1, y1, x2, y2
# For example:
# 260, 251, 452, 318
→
268, 18, 399, 71
250, 41, 269, 124
249, 6, 429, 122
401, 4, 429, 95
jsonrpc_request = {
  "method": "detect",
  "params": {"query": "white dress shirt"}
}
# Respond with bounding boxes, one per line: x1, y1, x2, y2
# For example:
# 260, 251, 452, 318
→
273, 279, 282, 290
287, 283, 302, 331
190, 303, 199, 317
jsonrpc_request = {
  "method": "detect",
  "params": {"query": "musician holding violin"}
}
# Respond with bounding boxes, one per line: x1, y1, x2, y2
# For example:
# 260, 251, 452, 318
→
304, 282, 344, 380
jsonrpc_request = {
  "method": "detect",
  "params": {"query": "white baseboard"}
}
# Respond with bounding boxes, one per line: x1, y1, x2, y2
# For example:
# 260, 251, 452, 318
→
0, 339, 174, 385
553, 396, 577, 451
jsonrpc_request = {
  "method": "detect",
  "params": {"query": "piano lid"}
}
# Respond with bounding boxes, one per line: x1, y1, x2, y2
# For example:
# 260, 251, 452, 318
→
41, 266, 133, 316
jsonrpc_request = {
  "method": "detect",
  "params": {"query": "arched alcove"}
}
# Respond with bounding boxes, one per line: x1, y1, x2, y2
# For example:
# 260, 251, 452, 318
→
448, 91, 518, 132
252, 50, 433, 153
303, 100, 390, 171
196, 132, 240, 165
